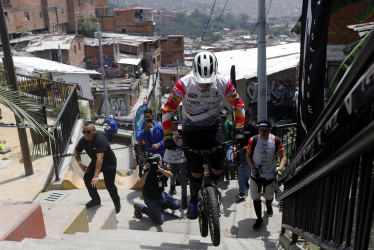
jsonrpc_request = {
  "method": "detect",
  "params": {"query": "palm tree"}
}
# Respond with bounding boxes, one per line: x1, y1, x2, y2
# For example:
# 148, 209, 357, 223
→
0, 75, 52, 139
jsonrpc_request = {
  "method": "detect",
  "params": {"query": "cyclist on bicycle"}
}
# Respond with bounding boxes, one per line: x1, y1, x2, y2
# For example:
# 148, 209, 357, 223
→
162, 51, 245, 219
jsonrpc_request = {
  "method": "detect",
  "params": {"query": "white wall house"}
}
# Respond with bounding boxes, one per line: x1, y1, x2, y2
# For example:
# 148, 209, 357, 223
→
12, 56, 100, 101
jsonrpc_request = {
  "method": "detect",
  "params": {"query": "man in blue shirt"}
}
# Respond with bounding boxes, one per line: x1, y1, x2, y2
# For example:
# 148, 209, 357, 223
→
104, 116, 119, 143
136, 108, 165, 158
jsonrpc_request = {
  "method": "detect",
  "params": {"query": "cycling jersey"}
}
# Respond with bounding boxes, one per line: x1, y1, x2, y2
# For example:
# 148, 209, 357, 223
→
247, 134, 284, 180
162, 73, 245, 140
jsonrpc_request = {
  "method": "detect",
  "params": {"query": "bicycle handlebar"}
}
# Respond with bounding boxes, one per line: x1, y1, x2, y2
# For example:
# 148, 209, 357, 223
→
174, 140, 235, 155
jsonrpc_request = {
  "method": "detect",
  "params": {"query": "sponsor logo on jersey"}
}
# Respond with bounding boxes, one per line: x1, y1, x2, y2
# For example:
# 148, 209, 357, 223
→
188, 93, 198, 98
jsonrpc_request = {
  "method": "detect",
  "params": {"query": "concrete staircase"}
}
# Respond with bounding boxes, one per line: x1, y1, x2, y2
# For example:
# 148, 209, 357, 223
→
0, 180, 285, 249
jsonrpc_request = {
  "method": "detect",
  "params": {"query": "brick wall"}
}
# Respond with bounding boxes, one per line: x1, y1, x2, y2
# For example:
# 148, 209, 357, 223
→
92, 0, 109, 17
113, 9, 154, 35
66, 0, 96, 33
84, 44, 114, 70
68, 36, 85, 66
328, 0, 374, 44
97, 16, 115, 31
42, 0, 69, 31
160, 36, 184, 65
4, 0, 46, 34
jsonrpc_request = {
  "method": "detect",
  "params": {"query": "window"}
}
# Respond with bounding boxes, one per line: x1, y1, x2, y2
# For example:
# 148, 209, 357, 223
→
78, 42, 81, 50
4, 12, 8, 23
39, 13, 42, 18
171, 76, 176, 83
89, 0, 92, 4
157, 55, 160, 62
78, 0, 82, 6
25, 12, 30, 21
153, 58, 155, 64
61, 8, 64, 14
74, 45, 77, 54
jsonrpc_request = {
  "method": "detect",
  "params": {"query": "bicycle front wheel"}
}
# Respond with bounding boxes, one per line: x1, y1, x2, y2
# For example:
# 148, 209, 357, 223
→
198, 190, 208, 237
206, 186, 220, 246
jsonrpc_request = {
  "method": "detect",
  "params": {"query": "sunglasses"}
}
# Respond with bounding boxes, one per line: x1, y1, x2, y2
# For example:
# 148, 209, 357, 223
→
82, 130, 93, 134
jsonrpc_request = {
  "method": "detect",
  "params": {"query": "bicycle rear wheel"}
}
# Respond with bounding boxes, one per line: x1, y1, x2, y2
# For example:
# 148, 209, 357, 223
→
206, 186, 220, 246
198, 190, 208, 237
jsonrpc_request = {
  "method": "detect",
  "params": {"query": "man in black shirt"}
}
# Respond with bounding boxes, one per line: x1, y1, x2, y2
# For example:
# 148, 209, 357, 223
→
74, 121, 121, 213
133, 154, 180, 225
235, 112, 258, 201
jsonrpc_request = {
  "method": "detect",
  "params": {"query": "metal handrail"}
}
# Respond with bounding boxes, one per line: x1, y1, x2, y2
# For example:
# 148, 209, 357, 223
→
278, 120, 374, 200
284, 28, 374, 185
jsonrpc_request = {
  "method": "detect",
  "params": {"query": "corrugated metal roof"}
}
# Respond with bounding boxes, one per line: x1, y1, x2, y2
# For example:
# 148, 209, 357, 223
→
84, 32, 159, 47
25, 35, 77, 52
215, 43, 300, 80
12, 56, 99, 75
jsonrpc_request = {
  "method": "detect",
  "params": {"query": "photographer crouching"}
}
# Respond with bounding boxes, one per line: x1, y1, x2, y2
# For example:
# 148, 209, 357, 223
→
134, 153, 181, 225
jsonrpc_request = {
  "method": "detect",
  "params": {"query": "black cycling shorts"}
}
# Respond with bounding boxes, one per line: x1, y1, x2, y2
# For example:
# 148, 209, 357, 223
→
183, 127, 225, 174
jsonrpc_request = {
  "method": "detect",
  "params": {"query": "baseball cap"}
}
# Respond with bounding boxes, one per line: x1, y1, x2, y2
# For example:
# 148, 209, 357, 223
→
257, 120, 271, 129
171, 115, 181, 123
219, 109, 228, 117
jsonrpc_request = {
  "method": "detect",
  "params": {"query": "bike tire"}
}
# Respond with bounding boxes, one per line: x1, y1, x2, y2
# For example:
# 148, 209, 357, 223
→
206, 186, 220, 246
198, 191, 208, 237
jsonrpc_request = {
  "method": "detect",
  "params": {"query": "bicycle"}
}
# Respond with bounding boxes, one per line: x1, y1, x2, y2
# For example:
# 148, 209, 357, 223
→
177, 140, 235, 247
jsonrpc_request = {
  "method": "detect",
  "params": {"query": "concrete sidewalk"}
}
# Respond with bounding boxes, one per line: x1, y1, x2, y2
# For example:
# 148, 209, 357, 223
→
0, 104, 53, 202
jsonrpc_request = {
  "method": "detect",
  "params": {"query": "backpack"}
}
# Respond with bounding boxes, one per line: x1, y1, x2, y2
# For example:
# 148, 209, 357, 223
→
250, 135, 281, 162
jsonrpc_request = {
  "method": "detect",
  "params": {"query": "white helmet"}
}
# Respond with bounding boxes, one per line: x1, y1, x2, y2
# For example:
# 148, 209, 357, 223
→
192, 51, 218, 84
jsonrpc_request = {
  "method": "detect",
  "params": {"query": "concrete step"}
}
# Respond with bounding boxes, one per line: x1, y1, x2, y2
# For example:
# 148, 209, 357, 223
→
40, 202, 88, 237
86, 204, 117, 231
0, 203, 46, 241
18, 228, 281, 250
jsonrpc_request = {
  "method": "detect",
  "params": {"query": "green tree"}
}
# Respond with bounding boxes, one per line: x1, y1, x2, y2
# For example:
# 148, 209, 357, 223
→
78, 15, 97, 38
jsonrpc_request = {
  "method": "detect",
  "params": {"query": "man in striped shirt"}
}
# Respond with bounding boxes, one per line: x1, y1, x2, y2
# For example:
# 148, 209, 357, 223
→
162, 51, 245, 219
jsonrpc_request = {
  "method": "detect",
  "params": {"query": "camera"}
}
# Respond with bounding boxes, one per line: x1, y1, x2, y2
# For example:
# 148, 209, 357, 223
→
177, 124, 183, 136
253, 165, 263, 178
146, 118, 152, 124
144, 150, 159, 171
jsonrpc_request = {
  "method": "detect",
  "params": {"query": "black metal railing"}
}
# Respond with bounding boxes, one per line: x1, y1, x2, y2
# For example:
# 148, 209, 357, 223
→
272, 123, 297, 166
0, 69, 73, 108
50, 88, 80, 181
278, 29, 374, 249
1, 68, 80, 181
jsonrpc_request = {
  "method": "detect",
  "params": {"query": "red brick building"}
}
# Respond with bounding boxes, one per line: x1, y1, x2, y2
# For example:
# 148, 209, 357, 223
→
66, 0, 96, 34
160, 35, 184, 66
84, 33, 161, 77
92, 0, 108, 17
98, 7, 154, 36
42, 0, 69, 33
1, 0, 105, 38
2, 0, 48, 36
25, 34, 85, 66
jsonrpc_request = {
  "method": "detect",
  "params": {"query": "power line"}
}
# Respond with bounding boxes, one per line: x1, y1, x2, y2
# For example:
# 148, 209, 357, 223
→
208, 0, 229, 44
249, 0, 272, 37
266, 0, 273, 18
195, 0, 217, 51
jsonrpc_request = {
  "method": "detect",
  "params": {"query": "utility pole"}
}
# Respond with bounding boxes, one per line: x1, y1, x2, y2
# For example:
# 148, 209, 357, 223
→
0, 1, 33, 175
257, 0, 267, 121
97, 23, 110, 117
